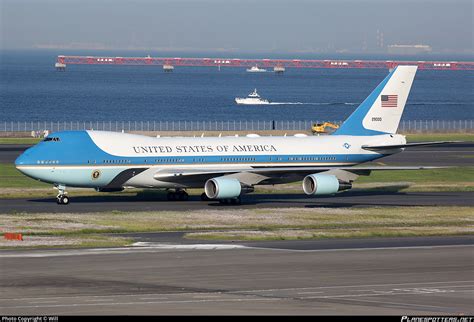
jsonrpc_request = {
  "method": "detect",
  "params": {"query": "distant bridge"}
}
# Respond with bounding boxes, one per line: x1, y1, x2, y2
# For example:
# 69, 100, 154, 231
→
55, 55, 474, 71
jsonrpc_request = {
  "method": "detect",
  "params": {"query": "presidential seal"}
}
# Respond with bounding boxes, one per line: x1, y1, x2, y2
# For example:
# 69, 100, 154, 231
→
92, 170, 101, 180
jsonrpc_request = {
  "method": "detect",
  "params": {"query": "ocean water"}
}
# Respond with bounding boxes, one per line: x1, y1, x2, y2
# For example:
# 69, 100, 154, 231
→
1, 50, 473, 122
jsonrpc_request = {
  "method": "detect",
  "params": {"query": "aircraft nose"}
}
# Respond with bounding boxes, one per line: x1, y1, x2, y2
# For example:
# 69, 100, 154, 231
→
15, 149, 32, 168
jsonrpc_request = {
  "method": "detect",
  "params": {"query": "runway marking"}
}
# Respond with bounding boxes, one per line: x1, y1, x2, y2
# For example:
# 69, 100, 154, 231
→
432, 284, 474, 289
3, 289, 473, 311
248, 244, 474, 253
332, 296, 450, 310
391, 287, 454, 294
303, 289, 470, 300
84, 298, 115, 302
0, 292, 226, 302
0, 243, 249, 258
28, 300, 58, 304
0, 291, 261, 302
0, 297, 281, 310
231, 280, 474, 294
12, 281, 466, 301
253, 244, 474, 253
1, 243, 472, 258
2, 284, 473, 311
237, 287, 474, 302
192, 295, 223, 299
131, 242, 247, 250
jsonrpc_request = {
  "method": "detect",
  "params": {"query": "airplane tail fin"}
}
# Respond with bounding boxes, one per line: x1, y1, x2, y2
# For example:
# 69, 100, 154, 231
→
334, 65, 417, 136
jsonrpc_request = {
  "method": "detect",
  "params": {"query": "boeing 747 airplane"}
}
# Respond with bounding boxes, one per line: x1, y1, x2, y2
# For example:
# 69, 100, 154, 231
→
15, 66, 452, 205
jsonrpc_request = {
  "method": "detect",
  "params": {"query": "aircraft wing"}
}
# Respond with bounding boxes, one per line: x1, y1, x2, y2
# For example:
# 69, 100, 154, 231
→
153, 165, 449, 185
362, 141, 461, 152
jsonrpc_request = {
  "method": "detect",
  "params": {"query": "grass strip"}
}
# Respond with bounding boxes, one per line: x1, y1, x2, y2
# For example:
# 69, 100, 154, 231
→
0, 206, 472, 247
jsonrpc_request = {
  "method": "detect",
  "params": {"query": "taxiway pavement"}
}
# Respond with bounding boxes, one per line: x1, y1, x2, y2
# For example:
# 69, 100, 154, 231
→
1, 237, 473, 315
0, 191, 473, 213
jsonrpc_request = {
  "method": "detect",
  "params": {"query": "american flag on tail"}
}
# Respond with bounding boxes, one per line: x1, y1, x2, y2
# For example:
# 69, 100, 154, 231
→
381, 94, 398, 107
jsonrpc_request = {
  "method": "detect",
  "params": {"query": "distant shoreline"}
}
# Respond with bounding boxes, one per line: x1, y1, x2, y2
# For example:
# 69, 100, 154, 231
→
2, 48, 474, 62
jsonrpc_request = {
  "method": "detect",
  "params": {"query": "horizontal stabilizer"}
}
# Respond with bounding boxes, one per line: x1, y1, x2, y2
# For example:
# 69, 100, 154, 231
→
362, 141, 461, 151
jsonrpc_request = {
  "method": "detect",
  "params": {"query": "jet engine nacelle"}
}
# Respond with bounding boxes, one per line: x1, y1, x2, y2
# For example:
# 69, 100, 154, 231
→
302, 174, 352, 195
205, 177, 253, 199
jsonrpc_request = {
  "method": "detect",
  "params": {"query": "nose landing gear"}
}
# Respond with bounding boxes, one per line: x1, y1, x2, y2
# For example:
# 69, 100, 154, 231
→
57, 194, 69, 205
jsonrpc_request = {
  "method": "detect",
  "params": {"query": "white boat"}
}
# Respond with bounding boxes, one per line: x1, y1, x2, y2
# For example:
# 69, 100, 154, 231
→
235, 89, 270, 105
246, 65, 267, 72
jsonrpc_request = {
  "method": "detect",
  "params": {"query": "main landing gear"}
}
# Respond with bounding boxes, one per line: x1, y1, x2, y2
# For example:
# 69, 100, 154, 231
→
218, 197, 241, 205
167, 189, 189, 201
55, 185, 69, 205
200, 193, 241, 205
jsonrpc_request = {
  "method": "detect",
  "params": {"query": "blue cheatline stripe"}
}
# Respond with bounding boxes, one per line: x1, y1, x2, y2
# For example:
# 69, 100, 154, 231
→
334, 67, 398, 136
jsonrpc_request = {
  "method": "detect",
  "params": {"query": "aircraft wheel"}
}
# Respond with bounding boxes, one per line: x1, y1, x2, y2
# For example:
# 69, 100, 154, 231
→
178, 191, 189, 201
230, 197, 241, 205
57, 195, 69, 205
218, 197, 241, 205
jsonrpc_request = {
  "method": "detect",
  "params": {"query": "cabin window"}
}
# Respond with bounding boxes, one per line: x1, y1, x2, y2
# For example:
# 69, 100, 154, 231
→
43, 137, 60, 142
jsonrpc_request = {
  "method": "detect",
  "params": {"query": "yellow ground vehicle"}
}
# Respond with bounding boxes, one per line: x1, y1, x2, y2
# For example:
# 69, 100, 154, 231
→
311, 122, 340, 134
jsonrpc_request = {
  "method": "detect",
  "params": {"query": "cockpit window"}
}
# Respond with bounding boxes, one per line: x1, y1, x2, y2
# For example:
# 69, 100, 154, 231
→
43, 137, 60, 142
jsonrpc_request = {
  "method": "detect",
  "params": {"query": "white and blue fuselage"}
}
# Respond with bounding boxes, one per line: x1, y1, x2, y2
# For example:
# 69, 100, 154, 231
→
15, 130, 405, 189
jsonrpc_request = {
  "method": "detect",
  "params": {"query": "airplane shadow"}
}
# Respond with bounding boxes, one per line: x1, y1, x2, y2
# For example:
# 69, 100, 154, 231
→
25, 184, 458, 208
